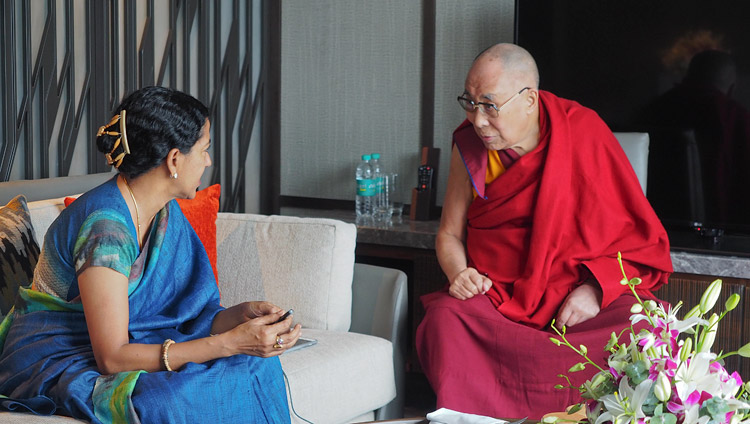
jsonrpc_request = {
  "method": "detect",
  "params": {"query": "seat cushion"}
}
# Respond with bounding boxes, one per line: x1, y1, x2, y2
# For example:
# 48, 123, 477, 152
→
280, 329, 396, 424
25, 197, 68, 244
0, 412, 85, 423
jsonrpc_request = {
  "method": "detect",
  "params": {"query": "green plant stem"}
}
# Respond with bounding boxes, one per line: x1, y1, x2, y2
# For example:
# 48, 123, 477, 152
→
617, 253, 657, 327
551, 325, 606, 372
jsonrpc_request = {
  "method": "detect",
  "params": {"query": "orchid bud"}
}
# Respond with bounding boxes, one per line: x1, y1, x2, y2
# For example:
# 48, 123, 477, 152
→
605, 332, 619, 351
549, 337, 562, 346
569, 362, 586, 372
629, 277, 642, 286
684, 304, 702, 319
654, 372, 672, 402
580, 345, 588, 355
699, 314, 719, 353
591, 373, 608, 388
725, 293, 740, 311
630, 303, 644, 314
620, 278, 629, 286
739, 342, 750, 358
644, 300, 657, 311
680, 337, 693, 362
699, 279, 723, 314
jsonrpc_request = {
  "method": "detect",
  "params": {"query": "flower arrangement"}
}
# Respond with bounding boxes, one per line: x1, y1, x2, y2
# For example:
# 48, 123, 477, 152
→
548, 252, 750, 424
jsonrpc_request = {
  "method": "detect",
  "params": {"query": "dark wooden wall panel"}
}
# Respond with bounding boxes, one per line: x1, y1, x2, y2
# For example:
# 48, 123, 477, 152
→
655, 272, 750, 380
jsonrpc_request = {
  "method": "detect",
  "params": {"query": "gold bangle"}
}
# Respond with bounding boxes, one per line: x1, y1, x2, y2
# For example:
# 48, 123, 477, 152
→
161, 339, 175, 372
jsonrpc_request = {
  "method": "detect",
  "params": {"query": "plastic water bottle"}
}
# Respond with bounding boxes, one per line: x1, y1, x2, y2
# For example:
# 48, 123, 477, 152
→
356, 154, 375, 220
369, 153, 384, 218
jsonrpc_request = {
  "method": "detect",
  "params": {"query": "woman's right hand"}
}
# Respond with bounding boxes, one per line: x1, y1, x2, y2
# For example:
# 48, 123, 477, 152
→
448, 267, 492, 300
223, 312, 302, 358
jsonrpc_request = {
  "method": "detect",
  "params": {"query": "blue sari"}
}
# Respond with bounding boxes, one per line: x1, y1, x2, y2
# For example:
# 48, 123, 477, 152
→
0, 178, 290, 423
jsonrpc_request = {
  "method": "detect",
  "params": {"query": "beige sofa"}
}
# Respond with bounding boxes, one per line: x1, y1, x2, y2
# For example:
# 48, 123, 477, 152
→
0, 173, 407, 423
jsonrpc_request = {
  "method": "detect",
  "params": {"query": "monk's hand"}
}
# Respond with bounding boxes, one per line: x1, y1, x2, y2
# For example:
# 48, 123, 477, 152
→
554, 280, 603, 330
448, 267, 492, 300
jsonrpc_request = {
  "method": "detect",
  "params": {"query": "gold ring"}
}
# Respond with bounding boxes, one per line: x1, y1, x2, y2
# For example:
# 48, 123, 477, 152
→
276, 336, 284, 345
273, 343, 283, 349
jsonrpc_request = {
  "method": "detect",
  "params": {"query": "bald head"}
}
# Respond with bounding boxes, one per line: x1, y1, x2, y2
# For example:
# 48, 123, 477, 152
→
472, 43, 540, 89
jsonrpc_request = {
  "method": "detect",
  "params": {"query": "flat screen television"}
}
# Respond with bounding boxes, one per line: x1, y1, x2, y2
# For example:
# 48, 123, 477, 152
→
516, 0, 750, 252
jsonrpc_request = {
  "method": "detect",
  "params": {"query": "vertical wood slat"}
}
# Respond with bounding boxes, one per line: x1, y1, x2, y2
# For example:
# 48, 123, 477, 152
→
0, 0, 19, 180
1, 0, 263, 213
260, 0, 281, 215
420, 0, 436, 150
89, 0, 110, 174
654, 272, 750, 380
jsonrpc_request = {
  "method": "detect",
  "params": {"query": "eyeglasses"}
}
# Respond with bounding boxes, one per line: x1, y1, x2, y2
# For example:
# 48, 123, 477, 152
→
457, 87, 530, 118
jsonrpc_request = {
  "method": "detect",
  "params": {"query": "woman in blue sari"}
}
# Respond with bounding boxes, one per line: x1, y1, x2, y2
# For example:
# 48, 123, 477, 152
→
0, 86, 300, 423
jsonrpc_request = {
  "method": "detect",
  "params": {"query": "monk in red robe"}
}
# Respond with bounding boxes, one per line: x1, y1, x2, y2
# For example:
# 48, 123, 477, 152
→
416, 43, 673, 419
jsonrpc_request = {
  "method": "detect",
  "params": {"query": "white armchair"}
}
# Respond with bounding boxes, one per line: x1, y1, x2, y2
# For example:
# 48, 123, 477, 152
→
613, 132, 649, 195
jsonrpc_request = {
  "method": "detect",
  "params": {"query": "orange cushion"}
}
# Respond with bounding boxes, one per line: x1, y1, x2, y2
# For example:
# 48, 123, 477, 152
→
64, 184, 221, 285
176, 184, 221, 284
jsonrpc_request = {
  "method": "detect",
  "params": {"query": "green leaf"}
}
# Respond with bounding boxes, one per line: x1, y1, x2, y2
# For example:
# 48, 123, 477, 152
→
624, 360, 649, 384
652, 414, 678, 424
700, 397, 731, 419
738, 342, 750, 357
567, 404, 583, 414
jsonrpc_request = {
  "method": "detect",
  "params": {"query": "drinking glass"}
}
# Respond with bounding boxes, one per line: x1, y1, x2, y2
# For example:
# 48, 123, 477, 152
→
388, 173, 404, 221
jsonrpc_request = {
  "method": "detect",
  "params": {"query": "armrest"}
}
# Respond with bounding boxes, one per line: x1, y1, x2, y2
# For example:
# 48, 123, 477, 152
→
350, 263, 407, 420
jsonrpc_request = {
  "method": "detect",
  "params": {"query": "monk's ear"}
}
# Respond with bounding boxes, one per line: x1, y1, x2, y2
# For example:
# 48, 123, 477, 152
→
524, 89, 538, 114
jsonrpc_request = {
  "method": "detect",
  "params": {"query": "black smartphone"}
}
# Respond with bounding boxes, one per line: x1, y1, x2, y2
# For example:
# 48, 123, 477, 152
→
274, 309, 293, 324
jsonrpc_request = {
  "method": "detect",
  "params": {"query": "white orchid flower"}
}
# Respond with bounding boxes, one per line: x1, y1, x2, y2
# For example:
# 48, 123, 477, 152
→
674, 352, 719, 400
595, 377, 652, 424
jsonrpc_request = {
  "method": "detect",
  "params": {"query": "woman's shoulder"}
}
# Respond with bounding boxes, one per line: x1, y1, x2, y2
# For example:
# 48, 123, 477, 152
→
45, 177, 129, 243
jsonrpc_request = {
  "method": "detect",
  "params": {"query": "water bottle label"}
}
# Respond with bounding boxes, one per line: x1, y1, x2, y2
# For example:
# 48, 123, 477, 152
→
357, 178, 377, 196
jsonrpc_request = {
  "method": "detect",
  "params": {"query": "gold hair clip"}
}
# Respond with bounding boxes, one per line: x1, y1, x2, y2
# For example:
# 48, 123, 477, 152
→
98, 110, 131, 168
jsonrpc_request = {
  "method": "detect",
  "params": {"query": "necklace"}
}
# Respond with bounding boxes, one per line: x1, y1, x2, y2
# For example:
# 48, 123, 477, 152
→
121, 175, 142, 247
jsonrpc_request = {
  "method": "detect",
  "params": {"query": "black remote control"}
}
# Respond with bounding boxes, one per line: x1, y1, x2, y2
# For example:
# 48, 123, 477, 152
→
417, 165, 433, 192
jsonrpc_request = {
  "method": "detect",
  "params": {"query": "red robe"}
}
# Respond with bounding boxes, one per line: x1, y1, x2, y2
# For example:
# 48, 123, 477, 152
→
417, 91, 673, 418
